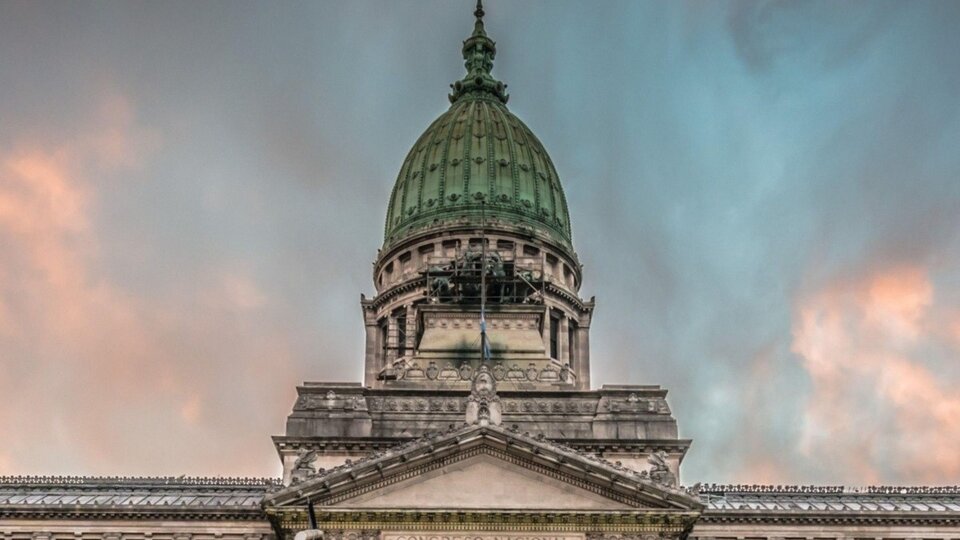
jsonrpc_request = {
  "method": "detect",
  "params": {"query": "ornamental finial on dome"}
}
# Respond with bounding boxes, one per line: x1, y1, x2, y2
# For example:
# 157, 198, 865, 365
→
473, 0, 487, 37
449, 0, 509, 104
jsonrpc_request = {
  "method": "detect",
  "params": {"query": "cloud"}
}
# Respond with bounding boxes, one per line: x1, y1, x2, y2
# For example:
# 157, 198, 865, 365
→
1, 0, 958, 486
0, 90, 297, 476
727, 0, 889, 75
792, 266, 960, 483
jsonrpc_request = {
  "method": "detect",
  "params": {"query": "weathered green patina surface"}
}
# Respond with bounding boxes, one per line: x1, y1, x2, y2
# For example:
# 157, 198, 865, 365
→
383, 1, 572, 251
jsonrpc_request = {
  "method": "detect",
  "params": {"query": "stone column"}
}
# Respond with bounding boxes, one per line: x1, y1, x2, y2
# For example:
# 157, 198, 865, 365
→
575, 326, 590, 388
559, 315, 569, 365
386, 314, 398, 363
361, 298, 380, 387
540, 303, 551, 345
404, 304, 415, 355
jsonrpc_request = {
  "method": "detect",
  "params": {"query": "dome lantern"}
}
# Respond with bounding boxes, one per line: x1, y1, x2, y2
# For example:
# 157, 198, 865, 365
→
449, 0, 509, 105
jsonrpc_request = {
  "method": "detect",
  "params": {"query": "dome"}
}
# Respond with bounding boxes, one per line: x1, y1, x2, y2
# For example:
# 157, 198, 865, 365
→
383, 2, 572, 252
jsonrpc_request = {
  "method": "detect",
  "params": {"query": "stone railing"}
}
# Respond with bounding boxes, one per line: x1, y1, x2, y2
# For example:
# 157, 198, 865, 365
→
0, 475, 281, 487
697, 484, 960, 495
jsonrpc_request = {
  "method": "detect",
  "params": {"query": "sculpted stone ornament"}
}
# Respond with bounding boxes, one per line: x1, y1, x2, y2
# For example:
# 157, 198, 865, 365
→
294, 531, 324, 540
465, 365, 502, 426
323, 532, 380, 540
647, 450, 677, 488
290, 449, 318, 485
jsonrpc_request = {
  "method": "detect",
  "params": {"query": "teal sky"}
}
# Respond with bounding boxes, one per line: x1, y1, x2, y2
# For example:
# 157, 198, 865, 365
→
1, 0, 959, 484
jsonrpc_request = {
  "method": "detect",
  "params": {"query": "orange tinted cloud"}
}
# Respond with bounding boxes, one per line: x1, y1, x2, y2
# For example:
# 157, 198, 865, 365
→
0, 91, 297, 477
737, 458, 789, 484
792, 266, 960, 482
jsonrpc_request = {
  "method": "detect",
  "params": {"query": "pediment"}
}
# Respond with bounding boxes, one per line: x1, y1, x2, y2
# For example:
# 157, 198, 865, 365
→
264, 424, 702, 512
338, 453, 631, 510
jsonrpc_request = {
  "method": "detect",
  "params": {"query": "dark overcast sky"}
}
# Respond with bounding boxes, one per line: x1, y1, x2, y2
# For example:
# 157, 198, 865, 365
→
1, 0, 959, 484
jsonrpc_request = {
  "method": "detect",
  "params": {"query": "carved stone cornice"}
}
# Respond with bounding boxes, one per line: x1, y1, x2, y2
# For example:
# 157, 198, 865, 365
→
587, 533, 684, 540
697, 484, 960, 527
266, 509, 700, 534
0, 506, 268, 521
698, 484, 960, 495
265, 424, 701, 510
0, 475, 278, 487
367, 277, 428, 311
698, 511, 960, 527
543, 283, 591, 313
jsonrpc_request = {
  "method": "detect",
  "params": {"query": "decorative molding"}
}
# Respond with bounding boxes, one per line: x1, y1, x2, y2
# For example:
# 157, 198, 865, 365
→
587, 533, 679, 540
698, 512, 960, 527
324, 531, 381, 540
0, 476, 279, 487
267, 509, 699, 534
315, 445, 641, 508
501, 399, 596, 414
266, 425, 700, 511
698, 484, 960, 495
0, 507, 268, 521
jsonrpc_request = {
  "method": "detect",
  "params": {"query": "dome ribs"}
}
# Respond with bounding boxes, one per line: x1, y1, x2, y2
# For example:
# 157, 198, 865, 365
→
494, 103, 522, 207
482, 101, 497, 203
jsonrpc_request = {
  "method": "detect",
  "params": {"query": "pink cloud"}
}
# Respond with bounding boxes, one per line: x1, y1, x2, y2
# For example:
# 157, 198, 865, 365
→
0, 90, 298, 477
791, 266, 960, 483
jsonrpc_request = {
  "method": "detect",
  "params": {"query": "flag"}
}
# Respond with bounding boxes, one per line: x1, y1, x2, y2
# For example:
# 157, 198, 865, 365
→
480, 308, 491, 361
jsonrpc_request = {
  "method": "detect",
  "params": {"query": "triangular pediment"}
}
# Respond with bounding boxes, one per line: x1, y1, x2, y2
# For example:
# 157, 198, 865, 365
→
339, 452, 631, 509
264, 424, 702, 513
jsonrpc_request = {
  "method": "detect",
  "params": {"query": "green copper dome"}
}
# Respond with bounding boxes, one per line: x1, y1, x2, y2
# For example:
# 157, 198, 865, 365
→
383, 1, 572, 250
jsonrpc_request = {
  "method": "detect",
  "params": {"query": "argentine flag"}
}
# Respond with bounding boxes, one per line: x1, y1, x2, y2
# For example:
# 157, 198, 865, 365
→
480, 308, 492, 361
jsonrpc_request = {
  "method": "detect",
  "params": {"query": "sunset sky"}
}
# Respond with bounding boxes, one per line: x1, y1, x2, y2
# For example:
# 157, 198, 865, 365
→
1, 0, 959, 485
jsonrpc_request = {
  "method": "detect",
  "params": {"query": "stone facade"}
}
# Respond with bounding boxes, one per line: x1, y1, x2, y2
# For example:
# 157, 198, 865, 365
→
2, 4, 959, 540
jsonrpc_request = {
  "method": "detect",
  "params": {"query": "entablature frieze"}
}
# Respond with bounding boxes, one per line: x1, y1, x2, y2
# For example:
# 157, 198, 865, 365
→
273, 437, 691, 459
386, 534, 582, 540
697, 512, 960, 527
365, 278, 428, 312
266, 509, 700, 535
0, 507, 269, 521
288, 389, 674, 420
0, 528, 275, 540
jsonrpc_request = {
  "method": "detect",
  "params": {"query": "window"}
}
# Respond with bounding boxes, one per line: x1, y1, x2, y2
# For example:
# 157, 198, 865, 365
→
545, 254, 559, 276
379, 318, 389, 360
568, 320, 577, 364
442, 239, 459, 256
549, 312, 560, 360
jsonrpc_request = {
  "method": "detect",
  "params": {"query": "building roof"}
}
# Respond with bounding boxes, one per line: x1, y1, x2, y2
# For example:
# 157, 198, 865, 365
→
2, 476, 960, 526
0, 476, 278, 520
697, 484, 960, 525
382, 2, 573, 253
700, 484, 960, 512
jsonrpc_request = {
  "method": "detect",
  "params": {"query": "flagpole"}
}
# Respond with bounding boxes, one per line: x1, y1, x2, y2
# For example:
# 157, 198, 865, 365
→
480, 201, 488, 363
307, 496, 317, 529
